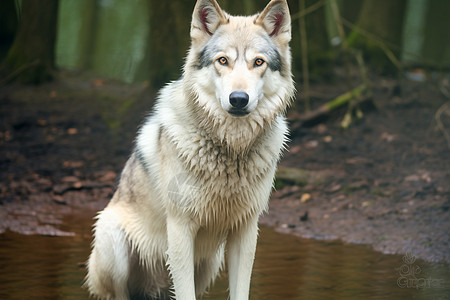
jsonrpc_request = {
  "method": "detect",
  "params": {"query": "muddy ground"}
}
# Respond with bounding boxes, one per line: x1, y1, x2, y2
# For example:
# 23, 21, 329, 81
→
0, 71, 449, 263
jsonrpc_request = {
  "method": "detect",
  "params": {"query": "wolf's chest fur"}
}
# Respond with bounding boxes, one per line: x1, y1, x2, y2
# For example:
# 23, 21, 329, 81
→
159, 120, 283, 228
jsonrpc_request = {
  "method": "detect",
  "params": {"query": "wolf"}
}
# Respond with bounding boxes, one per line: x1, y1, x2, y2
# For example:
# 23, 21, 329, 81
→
85, 0, 294, 299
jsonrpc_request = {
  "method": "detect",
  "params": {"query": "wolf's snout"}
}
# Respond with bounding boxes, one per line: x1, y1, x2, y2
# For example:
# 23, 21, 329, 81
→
229, 91, 249, 109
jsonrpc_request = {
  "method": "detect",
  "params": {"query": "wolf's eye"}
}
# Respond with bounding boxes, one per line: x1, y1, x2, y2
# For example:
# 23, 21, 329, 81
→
218, 57, 228, 66
254, 58, 265, 67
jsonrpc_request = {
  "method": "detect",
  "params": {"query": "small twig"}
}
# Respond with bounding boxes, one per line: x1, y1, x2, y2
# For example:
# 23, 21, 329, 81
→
297, 84, 368, 125
353, 49, 372, 98
291, 0, 325, 21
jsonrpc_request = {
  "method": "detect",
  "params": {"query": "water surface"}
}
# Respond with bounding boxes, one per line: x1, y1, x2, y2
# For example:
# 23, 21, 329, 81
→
0, 212, 448, 299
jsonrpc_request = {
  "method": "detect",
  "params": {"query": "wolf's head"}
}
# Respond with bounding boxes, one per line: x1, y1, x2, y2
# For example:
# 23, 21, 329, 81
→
183, 0, 295, 149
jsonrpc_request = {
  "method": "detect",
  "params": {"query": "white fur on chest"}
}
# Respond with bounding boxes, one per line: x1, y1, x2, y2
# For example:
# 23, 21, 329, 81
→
178, 138, 277, 227
161, 119, 286, 229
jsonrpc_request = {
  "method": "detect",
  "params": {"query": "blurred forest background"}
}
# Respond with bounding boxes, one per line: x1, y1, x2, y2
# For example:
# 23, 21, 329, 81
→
1, 0, 450, 89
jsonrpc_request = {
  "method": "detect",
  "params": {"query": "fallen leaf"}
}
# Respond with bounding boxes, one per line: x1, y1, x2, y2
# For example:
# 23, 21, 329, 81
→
300, 193, 311, 203
93, 79, 104, 87
67, 128, 78, 135
323, 135, 333, 143
362, 201, 372, 207
73, 181, 83, 189
36, 119, 47, 126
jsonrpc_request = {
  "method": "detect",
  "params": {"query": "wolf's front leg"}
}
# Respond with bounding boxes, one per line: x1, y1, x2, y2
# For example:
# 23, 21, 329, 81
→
227, 217, 259, 300
86, 207, 131, 300
166, 214, 200, 300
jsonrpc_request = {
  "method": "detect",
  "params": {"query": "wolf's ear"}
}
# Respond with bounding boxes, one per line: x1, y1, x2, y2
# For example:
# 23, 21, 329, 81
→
191, 0, 228, 43
255, 0, 291, 44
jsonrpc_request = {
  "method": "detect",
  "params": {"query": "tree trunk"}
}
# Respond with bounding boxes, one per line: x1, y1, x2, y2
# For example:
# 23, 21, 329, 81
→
0, 0, 18, 59
56, 0, 97, 70
146, 0, 191, 88
1, 0, 59, 84
290, 0, 333, 81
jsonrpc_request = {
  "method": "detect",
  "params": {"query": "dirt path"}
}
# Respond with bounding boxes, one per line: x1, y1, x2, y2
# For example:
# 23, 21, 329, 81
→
1, 72, 449, 262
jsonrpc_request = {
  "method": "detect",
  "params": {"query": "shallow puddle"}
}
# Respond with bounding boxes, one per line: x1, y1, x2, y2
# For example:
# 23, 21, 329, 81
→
0, 212, 448, 300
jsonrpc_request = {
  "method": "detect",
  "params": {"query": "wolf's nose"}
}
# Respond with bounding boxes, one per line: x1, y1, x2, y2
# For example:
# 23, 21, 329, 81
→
229, 91, 249, 109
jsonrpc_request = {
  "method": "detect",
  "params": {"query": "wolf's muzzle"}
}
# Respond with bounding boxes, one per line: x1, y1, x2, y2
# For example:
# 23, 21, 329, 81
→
229, 91, 250, 116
